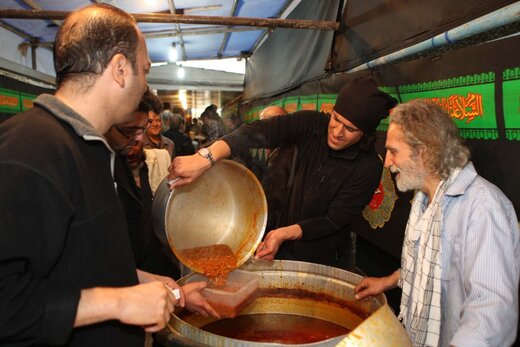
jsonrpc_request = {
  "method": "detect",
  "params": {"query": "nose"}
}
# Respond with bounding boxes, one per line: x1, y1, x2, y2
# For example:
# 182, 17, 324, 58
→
383, 151, 392, 168
331, 123, 343, 138
134, 133, 144, 143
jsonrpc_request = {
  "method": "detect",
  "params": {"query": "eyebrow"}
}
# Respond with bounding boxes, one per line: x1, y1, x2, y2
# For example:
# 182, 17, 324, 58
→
333, 111, 360, 131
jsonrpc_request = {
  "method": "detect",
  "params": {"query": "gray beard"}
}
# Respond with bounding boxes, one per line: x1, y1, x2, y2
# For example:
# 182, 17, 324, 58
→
390, 161, 426, 192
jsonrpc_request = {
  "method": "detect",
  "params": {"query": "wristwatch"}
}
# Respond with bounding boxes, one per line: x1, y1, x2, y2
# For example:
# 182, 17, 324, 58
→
197, 147, 216, 166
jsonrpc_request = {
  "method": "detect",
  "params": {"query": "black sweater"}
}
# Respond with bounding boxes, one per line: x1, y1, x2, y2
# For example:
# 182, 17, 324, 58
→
0, 95, 142, 346
223, 110, 382, 266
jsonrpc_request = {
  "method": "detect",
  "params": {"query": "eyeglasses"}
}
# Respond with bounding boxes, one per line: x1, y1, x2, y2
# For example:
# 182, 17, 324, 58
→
114, 121, 151, 139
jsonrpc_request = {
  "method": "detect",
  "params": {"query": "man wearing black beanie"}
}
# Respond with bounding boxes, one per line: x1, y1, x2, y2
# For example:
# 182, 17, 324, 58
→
169, 77, 397, 270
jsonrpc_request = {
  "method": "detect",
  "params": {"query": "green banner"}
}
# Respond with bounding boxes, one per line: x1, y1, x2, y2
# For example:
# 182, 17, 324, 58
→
398, 73, 497, 140
317, 93, 336, 114
298, 95, 318, 111
283, 96, 299, 114
20, 92, 37, 111
243, 104, 264, 123
0, 88, 21, 113
503, 67, 520, 141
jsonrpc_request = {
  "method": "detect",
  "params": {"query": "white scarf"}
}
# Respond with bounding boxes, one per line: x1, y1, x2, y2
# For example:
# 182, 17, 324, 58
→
398, 169, 460, 346
143, 148, 171, 194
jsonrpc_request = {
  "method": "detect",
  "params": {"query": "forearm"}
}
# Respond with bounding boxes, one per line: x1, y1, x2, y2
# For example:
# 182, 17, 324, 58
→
279, 224, 303, 241
74, 287, 120, 327
386, 270, 400, 290
75, 281, 175, 332
207, 140, 231, 162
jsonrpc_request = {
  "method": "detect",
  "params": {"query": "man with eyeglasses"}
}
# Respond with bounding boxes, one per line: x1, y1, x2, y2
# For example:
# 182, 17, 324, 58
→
169, 77, 397, 271
106, 92, 177, 279
105, 94, 218, 323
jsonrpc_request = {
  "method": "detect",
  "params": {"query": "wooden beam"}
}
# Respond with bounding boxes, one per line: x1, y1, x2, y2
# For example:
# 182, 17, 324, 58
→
0, 9, 339, 30
218, 0, 240, 57
20, 0, 62, 27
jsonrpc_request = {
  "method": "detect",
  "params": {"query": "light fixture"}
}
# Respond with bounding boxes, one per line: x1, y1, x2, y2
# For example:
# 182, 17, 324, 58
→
168, 42, 178, 62
177, 66, 185, 79
151, 61, 168, 67
179, 90, 188, 110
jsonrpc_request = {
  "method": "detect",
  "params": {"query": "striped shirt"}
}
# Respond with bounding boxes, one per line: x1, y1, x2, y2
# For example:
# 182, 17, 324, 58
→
405, 162, 520, 346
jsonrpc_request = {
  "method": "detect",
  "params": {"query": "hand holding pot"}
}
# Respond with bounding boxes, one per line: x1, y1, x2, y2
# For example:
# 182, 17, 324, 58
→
112, 281, 176, 333
168, 140, 232, 189
255, 224, 302, 261
137, 269, 185, 307
183, 282, 220, 318
354, 270, 400, 300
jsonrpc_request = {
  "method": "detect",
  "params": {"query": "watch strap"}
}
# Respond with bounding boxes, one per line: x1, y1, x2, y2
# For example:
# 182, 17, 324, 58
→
198, 148, 216, 166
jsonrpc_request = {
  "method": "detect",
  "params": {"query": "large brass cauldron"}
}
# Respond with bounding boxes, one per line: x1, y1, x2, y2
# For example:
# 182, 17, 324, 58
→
169, 260, 412, 346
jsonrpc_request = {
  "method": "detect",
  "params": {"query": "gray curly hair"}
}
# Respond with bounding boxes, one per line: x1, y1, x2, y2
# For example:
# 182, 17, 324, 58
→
389, 99, 470, 180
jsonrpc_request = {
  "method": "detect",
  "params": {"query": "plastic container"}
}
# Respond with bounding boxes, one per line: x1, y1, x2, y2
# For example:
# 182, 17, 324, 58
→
186, 270, 260, 318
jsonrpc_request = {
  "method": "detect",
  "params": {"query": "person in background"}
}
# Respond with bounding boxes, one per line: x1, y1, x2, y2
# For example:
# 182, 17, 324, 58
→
199, 104, 225, 148
105, 100, 178, 279
142, 91, 175, 159
258, 106, 296, 232
354, 100, 519, 347
219, 112, 264, 179
189, 117, 203, 148
0, 4, 175, 346
162, 111, 195, 156
169, 77, 396, 271
161, 102, 171, 133
222, 113, 242, 134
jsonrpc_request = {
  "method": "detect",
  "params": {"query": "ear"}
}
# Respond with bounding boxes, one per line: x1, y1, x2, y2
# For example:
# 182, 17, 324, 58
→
111, 53, 129, 88
417, 145, 428, 163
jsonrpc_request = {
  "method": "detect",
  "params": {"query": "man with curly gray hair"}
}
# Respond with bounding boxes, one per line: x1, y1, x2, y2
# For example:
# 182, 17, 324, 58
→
355, 100, 519, 347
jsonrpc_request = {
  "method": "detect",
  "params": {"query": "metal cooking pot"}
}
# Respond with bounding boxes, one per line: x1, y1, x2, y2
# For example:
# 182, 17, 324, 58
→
152, 160, 267, 273
167, 260, 412, 347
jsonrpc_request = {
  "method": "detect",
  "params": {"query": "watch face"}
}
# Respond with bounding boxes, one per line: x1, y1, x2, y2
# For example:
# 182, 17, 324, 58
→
199, 148, 209, 156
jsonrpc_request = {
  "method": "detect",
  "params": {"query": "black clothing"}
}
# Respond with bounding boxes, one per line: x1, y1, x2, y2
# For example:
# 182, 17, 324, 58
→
0, 95, 143, 346
115, 156, 180, 279
262, 144, 296, 231
223, 110, 382, 267
162, 128, 195, 156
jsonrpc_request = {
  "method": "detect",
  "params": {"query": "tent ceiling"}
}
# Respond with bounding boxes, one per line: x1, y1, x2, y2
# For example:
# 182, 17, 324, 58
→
0, 1, 317, 112
0, 0, 303, 62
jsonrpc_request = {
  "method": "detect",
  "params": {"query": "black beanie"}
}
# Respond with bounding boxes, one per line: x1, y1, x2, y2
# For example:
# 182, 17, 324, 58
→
333, 77, 397, 133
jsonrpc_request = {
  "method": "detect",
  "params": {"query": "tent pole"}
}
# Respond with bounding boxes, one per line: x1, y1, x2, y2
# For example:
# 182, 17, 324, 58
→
0, 9, 339, 30
348, 2, 520, 72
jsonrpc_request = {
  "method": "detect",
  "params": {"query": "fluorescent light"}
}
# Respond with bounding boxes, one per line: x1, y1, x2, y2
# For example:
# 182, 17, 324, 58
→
179, 90, 188, 110
176, 58, 245, 74
169, 42, 178, 62
177, 66, 185, 79
151, 61, 168, 67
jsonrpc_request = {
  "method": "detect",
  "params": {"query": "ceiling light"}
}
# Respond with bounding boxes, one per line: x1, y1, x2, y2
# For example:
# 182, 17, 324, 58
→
177, 66, 185, 79
169, 42, 178, 62
179, 90, 188, 110
151, 61, 168, 67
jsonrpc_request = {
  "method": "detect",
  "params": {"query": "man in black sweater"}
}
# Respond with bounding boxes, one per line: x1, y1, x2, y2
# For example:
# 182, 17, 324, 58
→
169, 77, 397, 270
0, 4, 190, 347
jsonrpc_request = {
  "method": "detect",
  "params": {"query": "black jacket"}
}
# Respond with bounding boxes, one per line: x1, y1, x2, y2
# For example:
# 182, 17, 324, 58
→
114, 156, 180, 279
0, 95, 142, 346
262, 144, 296, 232
223, 110, 382, 267
162, 127, 195, 156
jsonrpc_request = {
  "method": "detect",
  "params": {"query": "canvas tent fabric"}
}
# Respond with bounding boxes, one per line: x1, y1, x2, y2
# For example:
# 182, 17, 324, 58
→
244, 0, 340, 100
332, 0, 517, 71
243, 0, 518, 100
